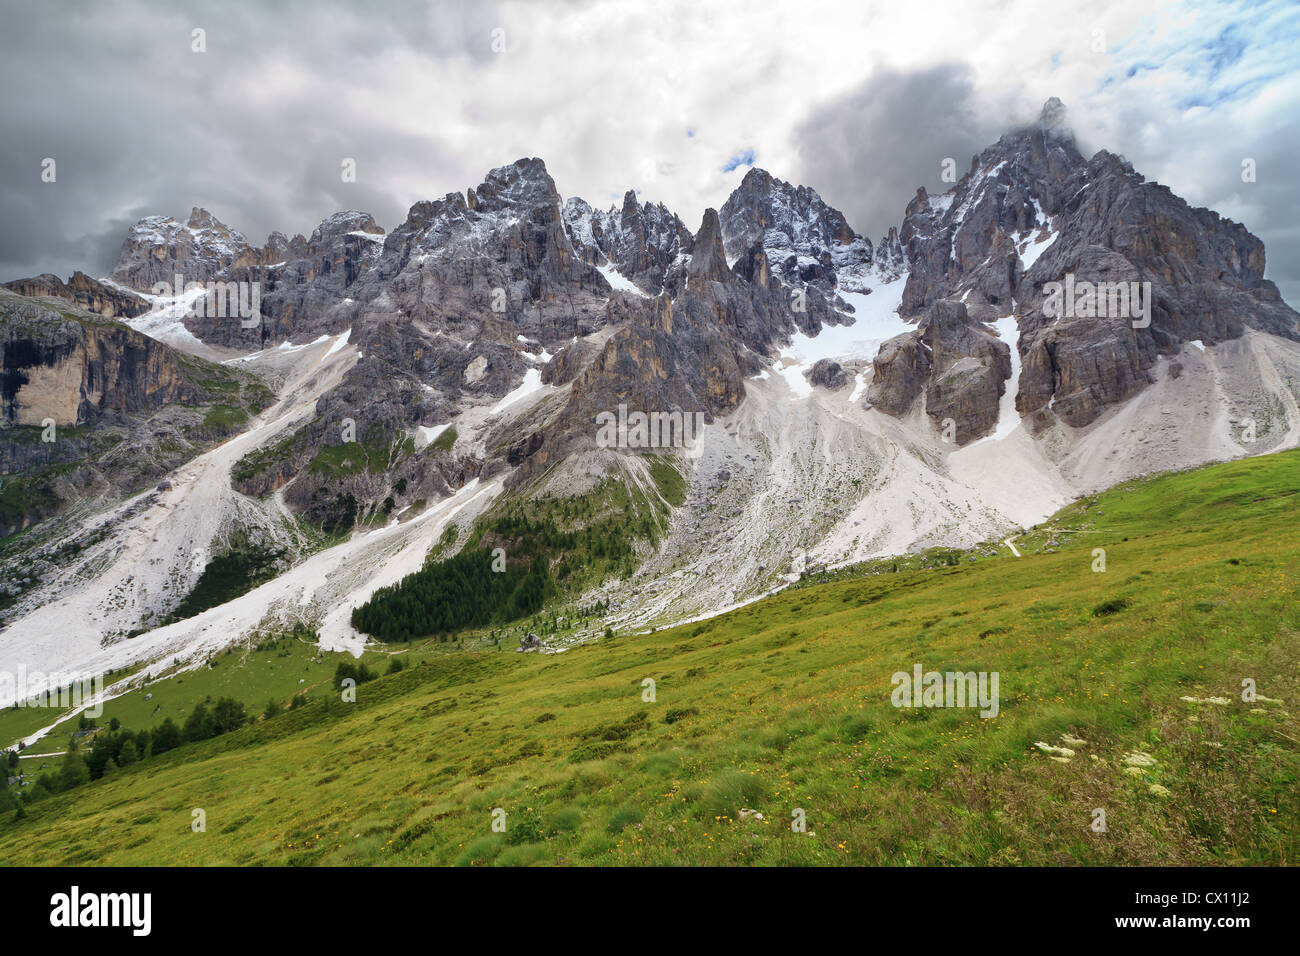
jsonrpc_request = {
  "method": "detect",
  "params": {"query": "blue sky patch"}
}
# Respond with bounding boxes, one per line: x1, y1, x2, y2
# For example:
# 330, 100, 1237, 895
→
721, 148, 756, 172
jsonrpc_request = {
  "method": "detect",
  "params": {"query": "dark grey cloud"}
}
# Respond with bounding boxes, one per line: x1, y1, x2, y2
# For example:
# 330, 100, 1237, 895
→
790, 64, 1008, 241
0, 0, 503, 281
0, 0, 1296, 309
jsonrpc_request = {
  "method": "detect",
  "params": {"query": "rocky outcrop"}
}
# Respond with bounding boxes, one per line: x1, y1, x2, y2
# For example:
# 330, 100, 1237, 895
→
921, 302, 1011, 441
806, 358, 848, 390
866, 300, 1009, 443
874, 227, 907, 282
209, 159, 622, 518
263, 230, 307, 263
867, 331, 931, 416
541, 336, 601, 386
111, 207, 255, 292
3, 272, 150, 319
896, 97, 1299, 428
514, 292, 742, 483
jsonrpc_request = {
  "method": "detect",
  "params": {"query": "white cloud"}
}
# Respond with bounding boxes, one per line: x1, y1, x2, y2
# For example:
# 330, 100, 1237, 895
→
0, 0, 1295, 300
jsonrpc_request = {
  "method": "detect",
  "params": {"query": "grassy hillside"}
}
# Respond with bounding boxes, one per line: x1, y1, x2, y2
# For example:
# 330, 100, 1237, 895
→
1, 449, 1296, 865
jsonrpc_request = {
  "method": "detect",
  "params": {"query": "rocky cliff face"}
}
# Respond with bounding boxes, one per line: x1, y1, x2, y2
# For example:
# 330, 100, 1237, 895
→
898, 99, 1083, 320
0, 288, 270, 537
1, 289, 198, 426
921, 300, 1011, 441
189, 210, 386, 350
892, 97, 1299, 430
3, 272, 150, 319
1012, 142, 1298, 426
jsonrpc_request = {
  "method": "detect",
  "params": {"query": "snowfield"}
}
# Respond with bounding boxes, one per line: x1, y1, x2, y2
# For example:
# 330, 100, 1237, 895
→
598, 263, 650, 298
773, 274, 910, 399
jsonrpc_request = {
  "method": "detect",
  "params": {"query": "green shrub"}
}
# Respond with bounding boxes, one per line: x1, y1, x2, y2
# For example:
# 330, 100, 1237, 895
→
1093, 597, 1133, 617
606, 806, 644, 835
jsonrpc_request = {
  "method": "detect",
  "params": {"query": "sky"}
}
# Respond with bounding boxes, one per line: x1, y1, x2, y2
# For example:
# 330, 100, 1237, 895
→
1, 0, 1297, 302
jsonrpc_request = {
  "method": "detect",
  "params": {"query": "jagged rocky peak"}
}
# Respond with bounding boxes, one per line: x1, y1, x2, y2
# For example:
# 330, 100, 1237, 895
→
1038, 95, 1070, 138
185, 206, 224, 231
310, 210, 385, 245
361, 159, 564, 280
183, 208, 390, 351
719, 166, 874, 294
899, 97, 1090, 319
562, 188, 694, 295
378, 191, 473, 269
686, 208, 735, 285
381, 157, 573, 267
874, 226, 906, 280
467, 157, 560, 213
264, 230, 291, 260
984, 95, 1085, 188
263, 230, 308, 263
112, 206, 254, 291
292, 154, 613, 379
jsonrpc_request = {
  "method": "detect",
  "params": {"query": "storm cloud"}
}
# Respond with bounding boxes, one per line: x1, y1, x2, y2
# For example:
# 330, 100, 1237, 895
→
1, 0, 1296, 303
790, 64, 1010, 242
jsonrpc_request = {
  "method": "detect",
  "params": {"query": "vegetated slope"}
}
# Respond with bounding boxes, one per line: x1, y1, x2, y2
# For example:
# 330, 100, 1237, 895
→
0, 443, 1296, 867
350, 548, 552, 642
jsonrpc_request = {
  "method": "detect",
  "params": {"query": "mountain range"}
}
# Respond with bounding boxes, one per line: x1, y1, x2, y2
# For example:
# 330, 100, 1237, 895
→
2, 97, 1297, 700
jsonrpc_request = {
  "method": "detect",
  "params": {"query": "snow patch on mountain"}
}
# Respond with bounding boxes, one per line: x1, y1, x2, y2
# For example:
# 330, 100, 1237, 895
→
413, 421, 453, 450
598, 263, 650, 298
490, 367, 551, 415
773, 275, 909, 389
1017, 201, 1057, 270
965, 313, 1023, 447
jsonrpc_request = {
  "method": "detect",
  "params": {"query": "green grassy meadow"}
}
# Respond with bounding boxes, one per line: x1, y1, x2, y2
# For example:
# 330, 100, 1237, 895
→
1, 449, 1296, 865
